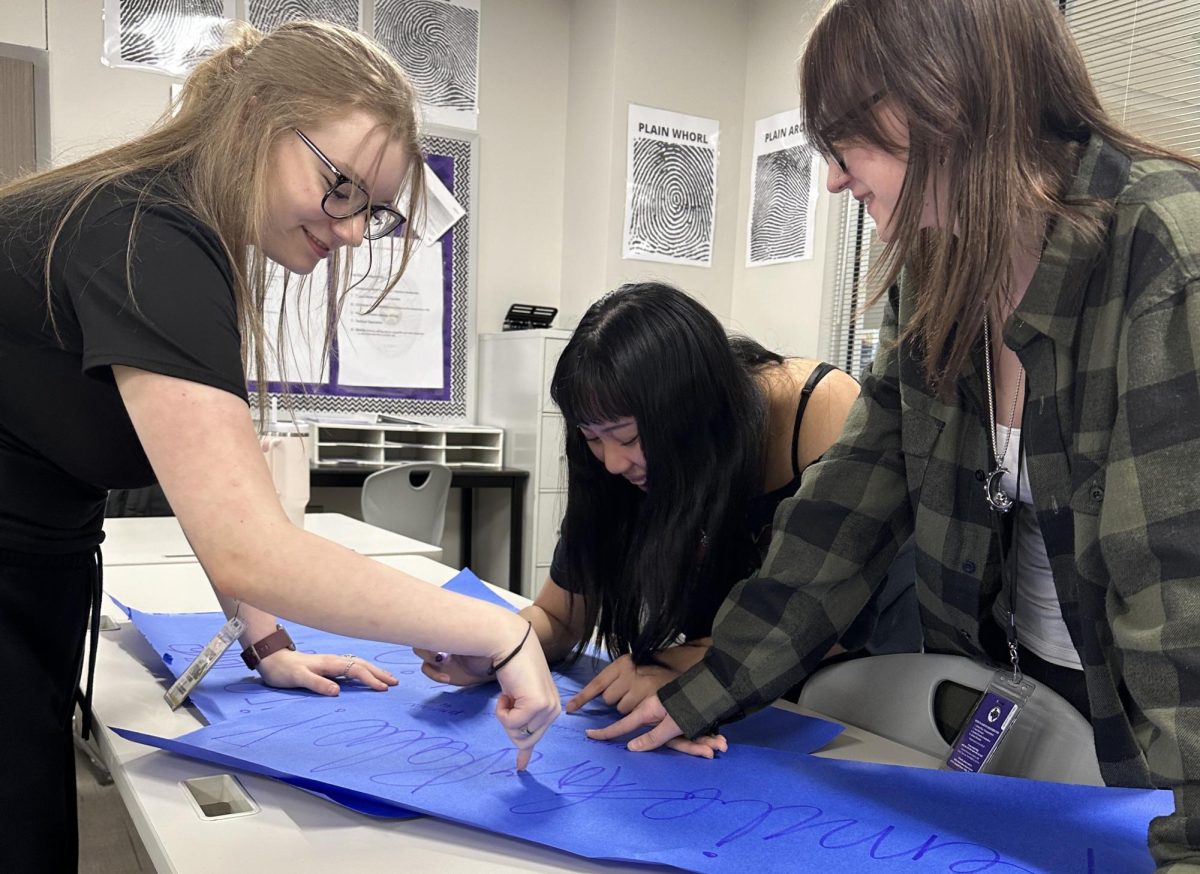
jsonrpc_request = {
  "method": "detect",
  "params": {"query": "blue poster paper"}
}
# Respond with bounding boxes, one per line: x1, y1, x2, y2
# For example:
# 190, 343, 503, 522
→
114, 570, 528, 819
119, 568, 840, 754
442, 568, 520, 609
118, 569, 526, 725
115, 568, 845, 828
116, 686, 1171, 873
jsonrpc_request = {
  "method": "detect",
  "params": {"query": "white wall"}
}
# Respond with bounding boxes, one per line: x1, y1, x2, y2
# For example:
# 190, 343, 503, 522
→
558, 0, 752, 326
0, 0, 47, 51
558, 0, 619, 323
473, 0, 570, 335
555, 0, 838, 352
47, 0, 180, 163
728, 0, 836, 358
605, 0, 750, 322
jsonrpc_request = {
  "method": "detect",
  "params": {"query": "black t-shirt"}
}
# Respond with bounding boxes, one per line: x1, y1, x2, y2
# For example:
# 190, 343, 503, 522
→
0, 183, 248, 553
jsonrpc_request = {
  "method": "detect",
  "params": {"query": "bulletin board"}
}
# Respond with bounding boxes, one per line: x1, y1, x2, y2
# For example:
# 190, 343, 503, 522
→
266, 129, 477, 421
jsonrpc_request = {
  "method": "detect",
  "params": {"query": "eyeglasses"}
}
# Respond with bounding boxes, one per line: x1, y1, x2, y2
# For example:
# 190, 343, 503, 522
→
294, 129, 406, 240
825, 147, 850, 174
819, 89, 888, 174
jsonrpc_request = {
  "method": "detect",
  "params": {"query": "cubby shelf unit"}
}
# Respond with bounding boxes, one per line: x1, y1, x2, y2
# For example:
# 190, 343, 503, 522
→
308, 422, 504, 470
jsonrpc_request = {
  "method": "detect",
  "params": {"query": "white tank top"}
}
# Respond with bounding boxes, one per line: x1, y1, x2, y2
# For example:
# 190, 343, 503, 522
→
994, 424, 1083, 670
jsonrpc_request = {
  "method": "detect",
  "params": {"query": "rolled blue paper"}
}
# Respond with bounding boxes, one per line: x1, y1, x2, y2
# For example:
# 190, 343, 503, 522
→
115, 686, 1171, 873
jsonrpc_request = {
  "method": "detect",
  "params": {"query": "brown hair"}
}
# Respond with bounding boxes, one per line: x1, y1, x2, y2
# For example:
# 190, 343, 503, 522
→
800, 0, 1199, 394
0, 20, 427, 415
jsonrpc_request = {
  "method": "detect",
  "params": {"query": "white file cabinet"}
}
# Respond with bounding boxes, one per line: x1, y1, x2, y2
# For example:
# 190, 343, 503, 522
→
478, 329, 572, 598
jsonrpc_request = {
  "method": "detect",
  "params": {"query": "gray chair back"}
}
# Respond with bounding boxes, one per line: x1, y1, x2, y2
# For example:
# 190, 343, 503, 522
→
361, 463, 452, 546
797, 652, 1102, 785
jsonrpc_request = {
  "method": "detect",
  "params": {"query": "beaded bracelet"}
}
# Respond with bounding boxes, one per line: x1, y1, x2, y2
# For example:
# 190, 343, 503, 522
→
487, 621, 533, 676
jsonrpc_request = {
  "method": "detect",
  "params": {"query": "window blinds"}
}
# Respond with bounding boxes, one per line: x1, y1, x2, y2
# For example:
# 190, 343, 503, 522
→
823, 1, 1200, 377
1067, 0, 1200, 158
824, 197, 886, 380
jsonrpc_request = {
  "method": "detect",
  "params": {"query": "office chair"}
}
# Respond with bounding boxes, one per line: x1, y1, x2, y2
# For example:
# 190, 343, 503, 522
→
797, 652, 1102, 785
361, 463, 453, 546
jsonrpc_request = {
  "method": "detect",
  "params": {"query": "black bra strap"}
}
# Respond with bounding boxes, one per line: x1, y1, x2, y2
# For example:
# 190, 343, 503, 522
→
790, 362, 840, 479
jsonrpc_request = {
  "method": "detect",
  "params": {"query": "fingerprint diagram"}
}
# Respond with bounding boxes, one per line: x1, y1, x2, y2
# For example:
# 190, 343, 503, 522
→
627, 139, 715, 262
118, 0, 226, 69
248, 0, 359, 32
374, 0, 478, 110
750, 145, 814, 262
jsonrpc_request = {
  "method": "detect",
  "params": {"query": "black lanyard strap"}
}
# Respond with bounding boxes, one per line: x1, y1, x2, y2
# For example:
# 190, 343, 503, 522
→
987, 429, 1025, 683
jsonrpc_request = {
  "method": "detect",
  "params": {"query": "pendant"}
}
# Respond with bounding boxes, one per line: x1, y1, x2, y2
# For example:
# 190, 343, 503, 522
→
985, 468, 1013, 513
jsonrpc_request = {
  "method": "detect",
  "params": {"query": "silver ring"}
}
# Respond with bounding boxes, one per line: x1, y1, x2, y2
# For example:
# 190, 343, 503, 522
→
519, 725, 535, 737
342, 654, 356, 675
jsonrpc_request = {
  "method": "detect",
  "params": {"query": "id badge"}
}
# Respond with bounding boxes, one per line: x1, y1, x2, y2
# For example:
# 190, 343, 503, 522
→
945, 670, 1035, 773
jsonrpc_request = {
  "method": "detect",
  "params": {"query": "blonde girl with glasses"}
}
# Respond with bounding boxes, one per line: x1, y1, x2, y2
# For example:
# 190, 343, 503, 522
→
0, 22, 558, 871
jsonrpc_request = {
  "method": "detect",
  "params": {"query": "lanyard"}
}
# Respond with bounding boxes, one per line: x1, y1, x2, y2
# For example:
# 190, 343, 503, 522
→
986, 427, 1025, 684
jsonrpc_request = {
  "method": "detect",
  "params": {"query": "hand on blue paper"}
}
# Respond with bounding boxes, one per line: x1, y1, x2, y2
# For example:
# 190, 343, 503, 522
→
256, 649, 398, 697
412, 647, 494, 687
586, 694, 728, 758
491, 625, 562, 770
568, 641, 710, 714
566, 654, 682, 715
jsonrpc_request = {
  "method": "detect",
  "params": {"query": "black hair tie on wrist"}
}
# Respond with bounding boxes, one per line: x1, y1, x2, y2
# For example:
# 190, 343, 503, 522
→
487, 621, 533, 676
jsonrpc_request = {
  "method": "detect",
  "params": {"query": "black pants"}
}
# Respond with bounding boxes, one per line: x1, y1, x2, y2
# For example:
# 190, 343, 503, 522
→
0, 547, 95, 874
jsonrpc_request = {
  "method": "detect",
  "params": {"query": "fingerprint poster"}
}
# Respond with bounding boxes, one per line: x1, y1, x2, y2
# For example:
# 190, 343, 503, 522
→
747, 108, 822, 266
103, 0, 234, 76
375, 0, 480, 130
623, 104, 720, 267
247, 0, 360, 33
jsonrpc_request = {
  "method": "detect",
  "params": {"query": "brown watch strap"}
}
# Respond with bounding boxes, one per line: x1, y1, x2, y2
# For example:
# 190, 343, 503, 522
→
241, 625, 296, 670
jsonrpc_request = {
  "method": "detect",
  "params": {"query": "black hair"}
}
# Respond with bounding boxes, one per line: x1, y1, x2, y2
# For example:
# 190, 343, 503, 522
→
550, 282, 783, 663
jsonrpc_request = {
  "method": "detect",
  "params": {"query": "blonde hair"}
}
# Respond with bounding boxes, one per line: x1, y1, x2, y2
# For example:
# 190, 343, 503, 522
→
0, 20, 427, 415
800, 0, 1199, 396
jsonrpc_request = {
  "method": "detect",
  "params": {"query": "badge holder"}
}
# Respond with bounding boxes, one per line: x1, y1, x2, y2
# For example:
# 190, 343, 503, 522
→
945, 670, 1035, 774
164, 615, 247, 711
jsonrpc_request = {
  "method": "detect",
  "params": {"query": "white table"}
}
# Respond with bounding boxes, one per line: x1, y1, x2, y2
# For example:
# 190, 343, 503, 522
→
100, 513, 442, 565
93, 555, 942, 873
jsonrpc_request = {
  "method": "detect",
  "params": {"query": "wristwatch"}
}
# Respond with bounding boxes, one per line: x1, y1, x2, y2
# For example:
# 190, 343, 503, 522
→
241, 625, 296, 670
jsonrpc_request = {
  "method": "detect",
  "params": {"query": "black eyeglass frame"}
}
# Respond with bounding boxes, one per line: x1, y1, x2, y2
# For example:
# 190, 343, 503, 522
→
293, 128, 406, 240
819, 89, 888, 174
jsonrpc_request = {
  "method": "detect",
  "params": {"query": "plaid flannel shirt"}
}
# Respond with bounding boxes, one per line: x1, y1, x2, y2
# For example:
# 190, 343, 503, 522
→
659, 132, 1200, 871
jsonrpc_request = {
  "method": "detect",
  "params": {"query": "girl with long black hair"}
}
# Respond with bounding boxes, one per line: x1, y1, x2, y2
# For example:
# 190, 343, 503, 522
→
418, 282, 903, 718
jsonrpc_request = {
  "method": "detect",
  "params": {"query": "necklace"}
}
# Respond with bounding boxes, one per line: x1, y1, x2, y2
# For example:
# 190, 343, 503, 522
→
982, 315, 1023, 513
